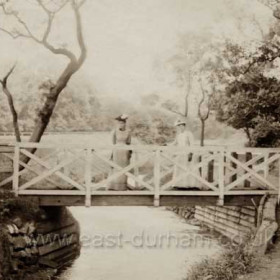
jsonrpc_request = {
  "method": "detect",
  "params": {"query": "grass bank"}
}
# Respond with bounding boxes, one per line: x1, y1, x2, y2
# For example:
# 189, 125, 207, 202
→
186, 242, 258, 280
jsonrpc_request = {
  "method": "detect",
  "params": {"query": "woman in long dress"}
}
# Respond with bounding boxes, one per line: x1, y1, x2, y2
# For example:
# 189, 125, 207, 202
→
172, 119, 195, 188
108, 114, 131, 190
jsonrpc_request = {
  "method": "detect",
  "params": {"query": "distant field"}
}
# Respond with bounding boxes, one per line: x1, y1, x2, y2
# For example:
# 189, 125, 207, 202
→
0, 131, 246, 147
0, 132, 112, 146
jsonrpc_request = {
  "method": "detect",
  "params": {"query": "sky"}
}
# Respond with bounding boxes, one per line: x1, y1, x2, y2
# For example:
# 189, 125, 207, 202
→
0, 0, 274, 105
81, 0, 272, 100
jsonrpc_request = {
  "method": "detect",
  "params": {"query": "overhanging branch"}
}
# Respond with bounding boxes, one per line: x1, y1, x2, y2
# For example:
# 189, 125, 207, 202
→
0, 1, 77, 61
0, 64, 21, 142
71, 0, 87, 65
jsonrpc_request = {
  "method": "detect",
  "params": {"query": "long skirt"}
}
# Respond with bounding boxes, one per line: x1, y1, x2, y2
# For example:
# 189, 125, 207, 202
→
172, 153, 198, 188
108, 149, 130, 190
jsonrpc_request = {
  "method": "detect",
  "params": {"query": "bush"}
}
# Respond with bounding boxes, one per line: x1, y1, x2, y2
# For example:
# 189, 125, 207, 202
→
129, 109, 176, 145
0, 190, 41, 224
251, 118, 280, 147
186, 243, 257, 280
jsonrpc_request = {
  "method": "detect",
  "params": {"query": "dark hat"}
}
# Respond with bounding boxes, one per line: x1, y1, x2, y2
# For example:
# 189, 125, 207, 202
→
115, 114, 128, 121
174, 119, 186, 126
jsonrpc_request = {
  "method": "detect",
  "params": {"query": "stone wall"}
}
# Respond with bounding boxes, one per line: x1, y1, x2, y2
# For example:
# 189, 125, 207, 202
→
170, 206, 195, 220
1, 206, 80, 279
171, 205, 257, 242
171, 195, 280, 257
194, 206, 257, 241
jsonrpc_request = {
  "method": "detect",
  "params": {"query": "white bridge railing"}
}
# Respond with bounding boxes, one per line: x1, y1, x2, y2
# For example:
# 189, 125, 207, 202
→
1, 142, 280, 207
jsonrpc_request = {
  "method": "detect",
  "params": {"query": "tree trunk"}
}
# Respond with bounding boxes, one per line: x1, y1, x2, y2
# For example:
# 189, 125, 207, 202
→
200, 119, 205, 147
19, 61, 80, 163
184, 94, 189, 118
244, 127, 252, 147
184, 70, 192, 118
2, 87, 21, 142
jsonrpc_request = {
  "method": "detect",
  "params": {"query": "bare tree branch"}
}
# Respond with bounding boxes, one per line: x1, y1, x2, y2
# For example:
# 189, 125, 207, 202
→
71, 0, 87, 65
181, 70, 191, 118
1, 64, 16, 87
0, 27, 31, 39
0, 1, 77, 61
197, 79, 212, 147
0, 3, 41, 42
27, 0, 87, 147
37, 0, 53, 14
37, 0, 54, 42
257, 0, 280, 10
48, 0, 69, 13
37, 0, 68, 41
166, 108, 185, 117
36, 0, 77, 61
198, 80, 210, 121
0, 65, 21, 142
77, 0, 86, 8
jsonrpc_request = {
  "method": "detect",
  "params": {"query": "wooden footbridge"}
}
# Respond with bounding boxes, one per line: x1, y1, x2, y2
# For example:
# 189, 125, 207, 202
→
0, 142, 280, 207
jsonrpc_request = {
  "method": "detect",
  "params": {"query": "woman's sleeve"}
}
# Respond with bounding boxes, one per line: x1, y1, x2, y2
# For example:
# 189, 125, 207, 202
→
126, 131, 132, 145
112, 130, 117, 144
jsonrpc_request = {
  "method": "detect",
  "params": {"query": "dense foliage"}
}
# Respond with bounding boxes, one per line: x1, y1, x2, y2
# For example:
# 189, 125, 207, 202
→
215, 38, 280, 147
218, 73, 280, 147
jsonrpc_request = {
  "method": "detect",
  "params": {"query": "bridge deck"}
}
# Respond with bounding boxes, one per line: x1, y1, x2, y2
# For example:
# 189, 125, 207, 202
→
22, 193, 265, 207
1, 143, 279, 207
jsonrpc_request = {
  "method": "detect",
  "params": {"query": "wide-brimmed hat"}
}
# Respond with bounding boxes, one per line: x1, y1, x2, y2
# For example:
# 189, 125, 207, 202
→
115, 114, 128, 121
174, 119, 186, 126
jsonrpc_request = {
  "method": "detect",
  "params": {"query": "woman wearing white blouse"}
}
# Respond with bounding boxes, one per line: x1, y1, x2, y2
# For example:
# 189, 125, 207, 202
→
172, 119, 195, 188
109, 114, 131, 190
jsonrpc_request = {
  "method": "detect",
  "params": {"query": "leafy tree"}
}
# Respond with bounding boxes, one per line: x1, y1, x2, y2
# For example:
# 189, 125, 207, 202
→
218, 73, 280, 147
216, 39, 280, 147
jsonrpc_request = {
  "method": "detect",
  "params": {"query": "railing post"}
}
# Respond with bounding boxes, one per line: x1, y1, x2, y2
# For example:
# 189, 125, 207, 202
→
134, 151, 139, 189
231, 152, 238, 183
244, 152, 252, 188
264, 152, 269, 180
154, 149, 160, 207
208, 153, 214, 183
85, 148, 92, 207
13, 145, 20, 197
218, 149, 225, 206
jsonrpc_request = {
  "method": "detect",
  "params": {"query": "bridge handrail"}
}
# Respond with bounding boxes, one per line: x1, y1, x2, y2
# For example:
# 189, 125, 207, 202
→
1, 142, 280, 207
9, 142, 280, 153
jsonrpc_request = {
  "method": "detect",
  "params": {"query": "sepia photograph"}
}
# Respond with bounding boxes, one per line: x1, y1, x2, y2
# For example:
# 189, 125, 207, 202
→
0, 0, 280, 279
